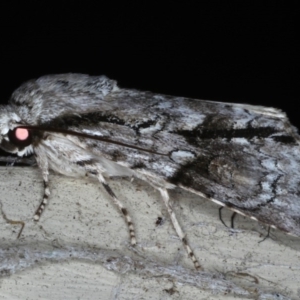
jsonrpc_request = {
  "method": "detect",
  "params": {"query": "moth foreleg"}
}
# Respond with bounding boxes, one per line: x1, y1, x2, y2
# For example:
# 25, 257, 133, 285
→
97, 174, 137, 246
33, 175, 50, 221
158, 188, 201, 270
32, 151, 51, 222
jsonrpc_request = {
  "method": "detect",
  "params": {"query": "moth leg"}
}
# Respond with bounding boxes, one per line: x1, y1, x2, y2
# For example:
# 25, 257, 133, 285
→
33, 173, 50, 221
258, 226, 271, 243
218, 207, 229, 228
97, 173, 137, 246
231, 212, 237, 228
219, 207, 237, 228
158, 188, 201, 270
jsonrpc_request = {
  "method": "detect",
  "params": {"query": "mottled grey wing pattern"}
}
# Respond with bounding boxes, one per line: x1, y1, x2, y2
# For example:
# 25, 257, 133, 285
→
9, 74, 300, 236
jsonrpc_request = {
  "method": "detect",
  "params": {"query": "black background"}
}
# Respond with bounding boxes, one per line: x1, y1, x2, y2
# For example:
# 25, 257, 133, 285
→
1, 2, 299, 129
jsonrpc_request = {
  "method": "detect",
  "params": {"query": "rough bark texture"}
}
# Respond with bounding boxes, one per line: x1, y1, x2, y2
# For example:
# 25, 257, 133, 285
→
0, 167, 299, 299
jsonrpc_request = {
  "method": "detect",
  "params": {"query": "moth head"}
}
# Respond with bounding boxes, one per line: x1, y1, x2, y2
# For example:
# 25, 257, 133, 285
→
0, 106, 34, 156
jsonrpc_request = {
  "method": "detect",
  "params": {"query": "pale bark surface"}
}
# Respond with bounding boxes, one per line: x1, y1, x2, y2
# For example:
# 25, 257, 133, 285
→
0, 167, 299, 299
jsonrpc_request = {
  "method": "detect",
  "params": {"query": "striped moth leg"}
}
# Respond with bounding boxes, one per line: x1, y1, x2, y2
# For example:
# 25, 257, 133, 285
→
97, 173, 137, 246
33, 164, 137, 246
33, 178, 50, 221
33, 154, 50, 222
158, 188, 201, 270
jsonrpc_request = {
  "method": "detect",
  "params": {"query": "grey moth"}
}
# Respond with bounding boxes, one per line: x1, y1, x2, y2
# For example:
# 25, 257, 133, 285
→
1, 73, 300, 269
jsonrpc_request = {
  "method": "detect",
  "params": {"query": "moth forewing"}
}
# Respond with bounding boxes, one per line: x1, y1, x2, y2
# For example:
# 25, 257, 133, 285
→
1, 73, 300, 270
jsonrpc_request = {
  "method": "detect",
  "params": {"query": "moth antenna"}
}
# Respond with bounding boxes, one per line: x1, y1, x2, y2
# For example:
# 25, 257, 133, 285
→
158, 188, 201, 270
98, 174, 137, 246
18, 126, 167, 157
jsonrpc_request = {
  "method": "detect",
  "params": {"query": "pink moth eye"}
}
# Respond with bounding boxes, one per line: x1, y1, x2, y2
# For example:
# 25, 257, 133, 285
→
15, 128, 29, 141
7, 127, 32, 148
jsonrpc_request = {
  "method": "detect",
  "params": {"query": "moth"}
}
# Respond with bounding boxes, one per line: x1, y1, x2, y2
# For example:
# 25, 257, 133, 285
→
1, 74, 300, 270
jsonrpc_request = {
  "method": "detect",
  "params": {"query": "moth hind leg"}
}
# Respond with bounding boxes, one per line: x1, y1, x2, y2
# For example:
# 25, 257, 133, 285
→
219, 206, 237, 228
158, 188, 201, 270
